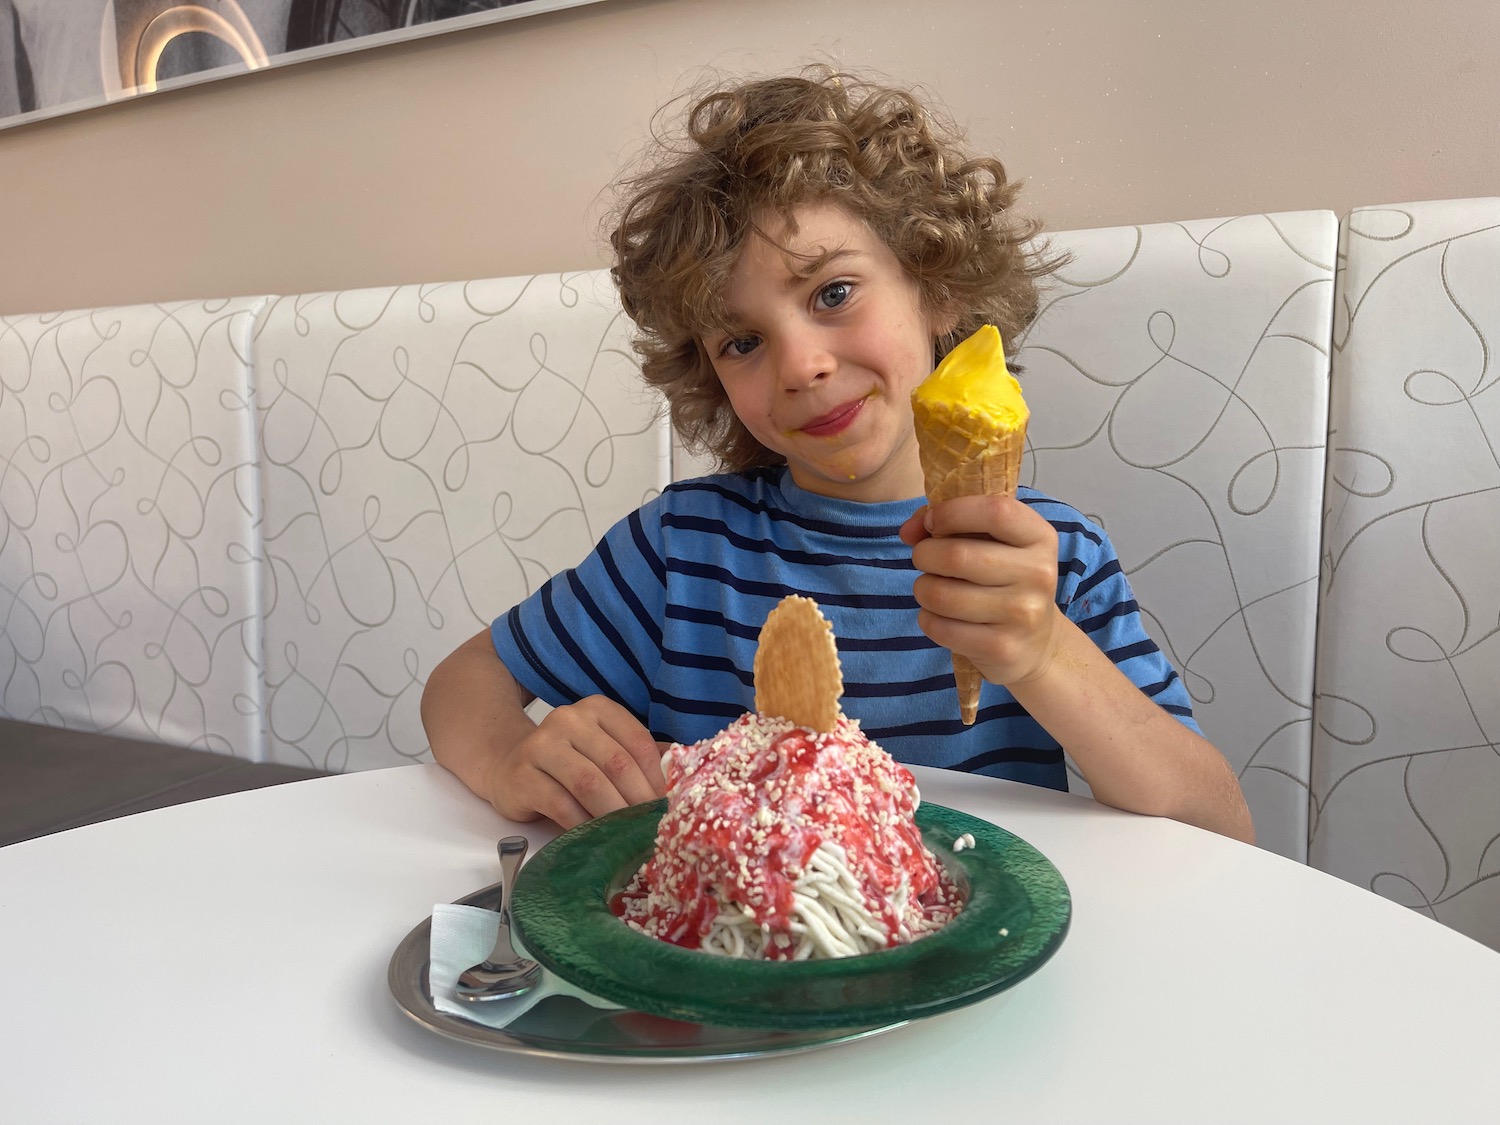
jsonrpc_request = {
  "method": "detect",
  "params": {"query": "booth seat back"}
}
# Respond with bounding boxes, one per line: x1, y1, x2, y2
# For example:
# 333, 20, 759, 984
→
250, 273, 670, 772
0, 298, 269, 757
0, 278, 670, 771
1310, 198, 1500, 949
1013, 211, 1337, 862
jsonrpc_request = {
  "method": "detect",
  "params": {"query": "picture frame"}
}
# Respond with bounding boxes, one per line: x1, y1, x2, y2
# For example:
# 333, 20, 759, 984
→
0, 0, 613, 131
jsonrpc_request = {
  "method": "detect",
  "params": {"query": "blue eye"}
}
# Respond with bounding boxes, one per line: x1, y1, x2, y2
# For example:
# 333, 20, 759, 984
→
817, 281, 851, 310
720, 335, 760, 358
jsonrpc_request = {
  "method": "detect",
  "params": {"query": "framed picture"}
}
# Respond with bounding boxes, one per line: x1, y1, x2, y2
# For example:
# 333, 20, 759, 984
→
0, 0, 612, 131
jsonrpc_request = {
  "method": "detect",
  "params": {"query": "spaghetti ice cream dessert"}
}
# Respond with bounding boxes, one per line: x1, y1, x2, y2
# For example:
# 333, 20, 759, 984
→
613, 596, 964, 960
910, 324, 1029, 725
615, 711, 959, 960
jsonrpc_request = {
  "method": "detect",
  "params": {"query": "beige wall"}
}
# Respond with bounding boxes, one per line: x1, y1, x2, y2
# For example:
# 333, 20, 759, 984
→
1, 0, 1495, 315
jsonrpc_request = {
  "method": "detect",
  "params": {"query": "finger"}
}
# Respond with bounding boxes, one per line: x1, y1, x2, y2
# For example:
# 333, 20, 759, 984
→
912, 570, 1006, 627
913, 603, 966, 652
897, 506, 932, 546
543, 696, 664, 801
915, 608, 1011, 667
916, 561, 1060, 626
526, 701, 657, 815
925, 495, 1052, 548
910, 534, 1016, 585
494, 767, 591, 830
916, 605, 1060, 687
546, 704, 662, 810
531, 774, 593, 830
577, 738, 663, 806
553, 750, 636, 820
505, 719, 632, 823
588, 703, 669, 800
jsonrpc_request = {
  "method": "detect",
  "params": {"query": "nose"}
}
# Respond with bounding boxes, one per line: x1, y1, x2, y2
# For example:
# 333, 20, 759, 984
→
772, 325, 834, 392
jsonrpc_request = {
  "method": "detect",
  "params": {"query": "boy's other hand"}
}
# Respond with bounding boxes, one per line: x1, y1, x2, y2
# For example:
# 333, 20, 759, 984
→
900, 495, 1064, 688
486, 695, 667, 829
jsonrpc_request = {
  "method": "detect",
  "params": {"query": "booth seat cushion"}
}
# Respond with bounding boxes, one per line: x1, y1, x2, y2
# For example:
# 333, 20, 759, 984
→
251, 273, 670, 772
1310, 197, 1500, 948
0, 717, 324, 847
1014, 211, 1338, 861
0, 298, 270, 760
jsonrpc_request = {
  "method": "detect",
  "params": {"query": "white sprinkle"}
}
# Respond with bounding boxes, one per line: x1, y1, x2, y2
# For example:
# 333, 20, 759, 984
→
953, 832, 977, 852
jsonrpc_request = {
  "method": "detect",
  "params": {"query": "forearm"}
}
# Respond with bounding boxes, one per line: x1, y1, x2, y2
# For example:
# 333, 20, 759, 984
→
1009, 615, 1255, 844
421, 629, 537, 807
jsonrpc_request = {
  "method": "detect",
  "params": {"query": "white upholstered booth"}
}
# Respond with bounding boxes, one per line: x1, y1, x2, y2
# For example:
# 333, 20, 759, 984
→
1309, 198, 1500, 948
0, 298, 269, 757
1015, 211, 1335, 862
3, 198, 1497, 951
249, 274, 668, 773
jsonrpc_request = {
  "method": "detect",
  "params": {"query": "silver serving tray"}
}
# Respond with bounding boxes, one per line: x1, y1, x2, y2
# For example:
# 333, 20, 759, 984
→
387, 878, 907, 1063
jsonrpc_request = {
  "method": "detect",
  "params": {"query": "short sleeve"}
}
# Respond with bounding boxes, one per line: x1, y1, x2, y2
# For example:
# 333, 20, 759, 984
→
1040, 499, 1202, 734
490, 499, 669, 721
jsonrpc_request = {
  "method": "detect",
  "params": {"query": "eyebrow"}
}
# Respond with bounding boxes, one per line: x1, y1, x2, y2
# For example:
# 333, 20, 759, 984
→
713, 245, 865, 332
782, 247, 861, 291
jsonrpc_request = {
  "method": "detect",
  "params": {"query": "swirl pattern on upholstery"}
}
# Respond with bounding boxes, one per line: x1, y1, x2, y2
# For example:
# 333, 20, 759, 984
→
1310, 198, 1500, 948
1014, 212, 1337, 861
0, 298, 269, 757
251, 274, 669, 772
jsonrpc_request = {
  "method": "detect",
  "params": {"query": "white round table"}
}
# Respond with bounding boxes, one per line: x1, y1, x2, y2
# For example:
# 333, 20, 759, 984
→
2, 762, 1497, 1123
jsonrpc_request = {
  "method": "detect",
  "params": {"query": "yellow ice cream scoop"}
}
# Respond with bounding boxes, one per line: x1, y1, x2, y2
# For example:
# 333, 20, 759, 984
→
912, 324, 1028, 433
910, 324, 1029, 725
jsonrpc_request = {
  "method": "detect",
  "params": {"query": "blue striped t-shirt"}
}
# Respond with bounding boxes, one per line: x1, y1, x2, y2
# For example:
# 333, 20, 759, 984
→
491, 466, 1198, 792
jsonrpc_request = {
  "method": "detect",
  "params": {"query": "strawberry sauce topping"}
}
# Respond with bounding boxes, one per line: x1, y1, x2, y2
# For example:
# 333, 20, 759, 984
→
614, 712, 962, 959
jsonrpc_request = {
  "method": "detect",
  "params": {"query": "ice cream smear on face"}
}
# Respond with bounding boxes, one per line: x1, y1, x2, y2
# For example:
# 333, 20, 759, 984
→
612, 595, 965, 960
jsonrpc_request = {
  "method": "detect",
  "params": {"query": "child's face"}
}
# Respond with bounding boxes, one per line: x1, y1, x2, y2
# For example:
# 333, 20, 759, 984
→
702, 201, 949, 503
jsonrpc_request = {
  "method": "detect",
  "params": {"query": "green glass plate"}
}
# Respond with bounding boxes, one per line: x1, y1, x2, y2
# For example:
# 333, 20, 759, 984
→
510, 800, 1070, 1030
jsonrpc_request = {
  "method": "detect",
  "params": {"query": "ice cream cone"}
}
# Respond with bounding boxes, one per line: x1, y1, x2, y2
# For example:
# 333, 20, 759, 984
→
910, 325, 1028, 725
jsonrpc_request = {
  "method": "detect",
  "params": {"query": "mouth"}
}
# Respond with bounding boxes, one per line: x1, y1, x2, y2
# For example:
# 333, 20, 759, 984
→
798, 395, 870, 438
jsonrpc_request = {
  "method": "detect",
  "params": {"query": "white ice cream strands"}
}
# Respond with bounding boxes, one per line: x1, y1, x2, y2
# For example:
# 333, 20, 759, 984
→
616, 595, 963, 961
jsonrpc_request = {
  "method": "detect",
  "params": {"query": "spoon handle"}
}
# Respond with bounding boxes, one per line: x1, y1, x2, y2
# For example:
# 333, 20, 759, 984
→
483, 835, 529, 968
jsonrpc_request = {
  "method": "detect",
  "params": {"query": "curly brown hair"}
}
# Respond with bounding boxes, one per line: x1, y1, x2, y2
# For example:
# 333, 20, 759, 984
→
608, 66, 1062, 474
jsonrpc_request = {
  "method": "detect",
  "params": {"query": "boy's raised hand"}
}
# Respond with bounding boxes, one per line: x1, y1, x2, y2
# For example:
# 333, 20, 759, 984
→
486, 695, 669, 829
900, 494, 1065, 689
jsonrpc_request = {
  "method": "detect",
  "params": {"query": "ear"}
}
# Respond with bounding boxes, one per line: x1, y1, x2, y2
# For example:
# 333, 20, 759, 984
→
927, 300, 962, 342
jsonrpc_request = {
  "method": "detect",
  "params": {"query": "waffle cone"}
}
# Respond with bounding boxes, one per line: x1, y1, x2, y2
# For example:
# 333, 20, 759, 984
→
912, 398, 1026, 724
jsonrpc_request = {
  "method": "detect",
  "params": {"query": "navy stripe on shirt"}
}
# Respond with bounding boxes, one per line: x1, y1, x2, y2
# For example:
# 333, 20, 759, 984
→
598, 533, 662, 649
491, 467, 1201, 791
661, 511, 913, 570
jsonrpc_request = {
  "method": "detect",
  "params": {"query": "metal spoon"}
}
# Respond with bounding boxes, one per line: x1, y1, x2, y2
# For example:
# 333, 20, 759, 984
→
454, 835, 543, 1002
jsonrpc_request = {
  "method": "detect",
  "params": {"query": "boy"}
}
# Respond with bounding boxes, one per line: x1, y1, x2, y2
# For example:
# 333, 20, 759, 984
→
421, 69, 1254, 844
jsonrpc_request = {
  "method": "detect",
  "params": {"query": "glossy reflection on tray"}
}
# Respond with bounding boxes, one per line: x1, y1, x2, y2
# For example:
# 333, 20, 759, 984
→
510, 800, 1070, 1030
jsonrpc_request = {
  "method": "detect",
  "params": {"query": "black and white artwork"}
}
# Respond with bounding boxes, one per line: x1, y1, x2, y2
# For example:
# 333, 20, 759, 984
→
0, 0, 608, 129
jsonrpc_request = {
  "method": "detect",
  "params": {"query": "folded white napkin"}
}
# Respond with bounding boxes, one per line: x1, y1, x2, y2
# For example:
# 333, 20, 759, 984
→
428, 903, 624, 1029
